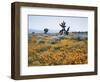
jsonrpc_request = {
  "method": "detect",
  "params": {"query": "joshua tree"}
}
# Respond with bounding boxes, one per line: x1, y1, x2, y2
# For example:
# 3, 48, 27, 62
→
44, 28, 48, 34
59, 21, 66, 35
59, 21, 70, 35
32, 32, 35, 34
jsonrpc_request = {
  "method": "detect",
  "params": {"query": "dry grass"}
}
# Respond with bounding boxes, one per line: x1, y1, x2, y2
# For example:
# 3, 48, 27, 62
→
28, 35, 88, 66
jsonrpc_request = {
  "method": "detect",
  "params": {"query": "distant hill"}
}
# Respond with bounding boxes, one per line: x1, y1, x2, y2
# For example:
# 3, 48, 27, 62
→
28, 29, 59, 33
28, 29, 43, 33
29, 29, 88, 34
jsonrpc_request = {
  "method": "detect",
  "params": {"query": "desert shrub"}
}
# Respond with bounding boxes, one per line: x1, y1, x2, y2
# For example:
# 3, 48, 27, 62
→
50, 41, 56, 44
29, 37, 37, 43
48, 36, 60, 44
76, 37, 82, 41
37, 47, 48, 52
28, 56, 34, 66
31, 61, 41, 66
37, 39, 45, 44
48, 39, 57, 44
53, 46, 61, 50
59, 37, 65, 40
70, 36, 82, 41
76, 36, 87, 41
32, 53, 39, 60
58, 36, 65, 40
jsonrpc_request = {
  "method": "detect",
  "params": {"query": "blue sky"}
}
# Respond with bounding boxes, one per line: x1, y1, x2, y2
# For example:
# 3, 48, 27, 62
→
28, 15, 88, 33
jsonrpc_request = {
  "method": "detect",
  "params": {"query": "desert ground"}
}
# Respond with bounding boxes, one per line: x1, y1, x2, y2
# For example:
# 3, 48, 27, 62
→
28, 32, 88, 66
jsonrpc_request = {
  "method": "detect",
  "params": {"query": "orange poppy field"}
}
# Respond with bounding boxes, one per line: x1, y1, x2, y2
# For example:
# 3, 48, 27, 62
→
28, 33, 88, 66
